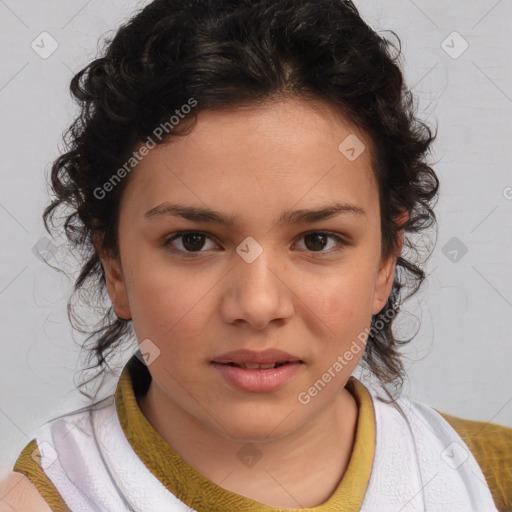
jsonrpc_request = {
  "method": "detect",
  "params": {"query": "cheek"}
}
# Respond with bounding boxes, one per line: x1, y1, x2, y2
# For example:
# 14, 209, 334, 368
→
124, 253, 210, 343
297, 268, 374, 330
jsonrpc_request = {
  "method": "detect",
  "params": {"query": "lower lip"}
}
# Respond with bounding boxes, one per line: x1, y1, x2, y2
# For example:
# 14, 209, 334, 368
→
211, 362, 303, 392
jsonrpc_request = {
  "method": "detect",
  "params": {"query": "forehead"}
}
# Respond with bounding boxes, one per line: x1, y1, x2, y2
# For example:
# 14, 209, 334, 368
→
120, 98, 378, 224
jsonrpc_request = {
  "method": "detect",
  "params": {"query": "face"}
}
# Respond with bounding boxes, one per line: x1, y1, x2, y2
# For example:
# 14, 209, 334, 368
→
99, 97, 399, 441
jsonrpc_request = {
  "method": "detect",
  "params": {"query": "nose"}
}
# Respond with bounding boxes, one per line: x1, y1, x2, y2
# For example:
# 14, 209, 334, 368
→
219, 247, 294, 329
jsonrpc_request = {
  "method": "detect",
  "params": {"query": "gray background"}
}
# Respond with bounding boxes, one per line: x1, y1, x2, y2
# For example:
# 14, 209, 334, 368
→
1, 0, 511, 476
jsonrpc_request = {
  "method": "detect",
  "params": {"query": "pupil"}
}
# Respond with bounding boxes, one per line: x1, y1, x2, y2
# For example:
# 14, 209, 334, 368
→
305, 233, 326, 251
181, 233, 328, 252
183, 233, 204, 251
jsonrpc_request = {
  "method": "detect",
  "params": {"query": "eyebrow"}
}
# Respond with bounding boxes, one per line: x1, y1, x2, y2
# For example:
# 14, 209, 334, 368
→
144, 201, 366, 227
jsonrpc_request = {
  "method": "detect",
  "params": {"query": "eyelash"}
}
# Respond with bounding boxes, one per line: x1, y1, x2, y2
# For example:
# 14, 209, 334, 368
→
163, 230, 349, 256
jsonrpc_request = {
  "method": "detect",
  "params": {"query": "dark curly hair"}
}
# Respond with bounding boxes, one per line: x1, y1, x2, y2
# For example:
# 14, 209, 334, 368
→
42, 0, 439, 403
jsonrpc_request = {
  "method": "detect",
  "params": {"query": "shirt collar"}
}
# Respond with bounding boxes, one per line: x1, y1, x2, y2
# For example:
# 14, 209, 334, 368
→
115, 354, 375, 511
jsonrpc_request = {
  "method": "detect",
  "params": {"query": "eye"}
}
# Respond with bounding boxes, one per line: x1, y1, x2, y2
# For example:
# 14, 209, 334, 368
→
163, 230, 348, 256
295, 231, 348, 253
163, 231, 218, 254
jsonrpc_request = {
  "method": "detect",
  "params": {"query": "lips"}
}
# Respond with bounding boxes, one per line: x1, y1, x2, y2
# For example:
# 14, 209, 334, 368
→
221, 361, 290, 369
211, 349, 305, 391
211, 348, 303, 367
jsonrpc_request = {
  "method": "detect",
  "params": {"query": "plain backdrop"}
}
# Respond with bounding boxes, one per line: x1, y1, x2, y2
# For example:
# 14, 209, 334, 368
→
1, 0, 511, 475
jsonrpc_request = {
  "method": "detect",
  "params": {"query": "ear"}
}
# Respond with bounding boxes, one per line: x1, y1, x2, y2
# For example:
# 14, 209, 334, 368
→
371, 211, 408, 315
93, 233, 132, 320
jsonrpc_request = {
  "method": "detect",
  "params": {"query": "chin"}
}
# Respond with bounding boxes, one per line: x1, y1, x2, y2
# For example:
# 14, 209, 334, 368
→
213, 407, 302, 443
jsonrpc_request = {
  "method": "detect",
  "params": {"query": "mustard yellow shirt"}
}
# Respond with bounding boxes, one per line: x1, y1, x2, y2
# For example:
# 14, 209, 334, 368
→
12, 357, 512, 511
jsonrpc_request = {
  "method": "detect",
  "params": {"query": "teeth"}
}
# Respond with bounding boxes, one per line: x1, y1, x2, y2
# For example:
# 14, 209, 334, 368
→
242, 362, 277, 369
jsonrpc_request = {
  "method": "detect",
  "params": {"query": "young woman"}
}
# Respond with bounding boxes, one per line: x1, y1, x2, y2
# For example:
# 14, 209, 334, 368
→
2, 0, 511, 510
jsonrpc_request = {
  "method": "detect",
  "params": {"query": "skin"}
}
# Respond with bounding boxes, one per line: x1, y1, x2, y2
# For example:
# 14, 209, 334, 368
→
97, 97, 403, 508
0, 472, 52, 511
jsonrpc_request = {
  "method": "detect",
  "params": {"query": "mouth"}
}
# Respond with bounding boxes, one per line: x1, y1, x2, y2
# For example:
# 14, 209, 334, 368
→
210, 349, 304, 391
211, 359, 304, 392
211, 348, 303, 367
213, 361, 302, 369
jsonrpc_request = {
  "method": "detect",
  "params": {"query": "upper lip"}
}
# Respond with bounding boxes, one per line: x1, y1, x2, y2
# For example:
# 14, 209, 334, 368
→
211, 349, 302, 365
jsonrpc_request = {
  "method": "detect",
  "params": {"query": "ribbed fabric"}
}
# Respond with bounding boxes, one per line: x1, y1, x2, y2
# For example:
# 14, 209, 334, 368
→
11, 354, 512, 511
434, 409, 512, 512
116, 360, 376, 511
12, 438, 70, 511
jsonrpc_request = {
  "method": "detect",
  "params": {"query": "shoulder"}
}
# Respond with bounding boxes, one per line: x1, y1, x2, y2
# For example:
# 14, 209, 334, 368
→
435, 409, 512, 512
7, 399, 117, 512
0, 471, 52, 512
9, 438, 70, 512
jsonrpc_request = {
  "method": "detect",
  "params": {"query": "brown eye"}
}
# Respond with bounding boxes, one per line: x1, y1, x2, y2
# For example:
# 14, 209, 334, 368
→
296, 232, 347, 253
182, 233, 205, 251
164, 231, 216, 253
304, 233, 328, 251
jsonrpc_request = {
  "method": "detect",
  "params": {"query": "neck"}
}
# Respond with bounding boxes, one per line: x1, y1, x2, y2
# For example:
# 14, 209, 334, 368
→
138, 380, 359, 508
